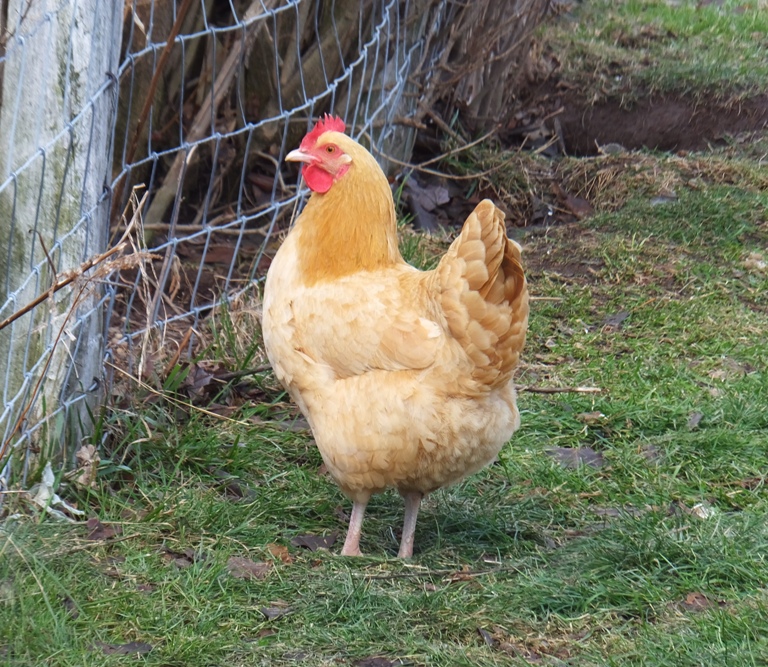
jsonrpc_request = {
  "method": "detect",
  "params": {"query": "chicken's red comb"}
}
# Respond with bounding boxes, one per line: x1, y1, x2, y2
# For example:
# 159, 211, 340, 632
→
300, 114, 346, 149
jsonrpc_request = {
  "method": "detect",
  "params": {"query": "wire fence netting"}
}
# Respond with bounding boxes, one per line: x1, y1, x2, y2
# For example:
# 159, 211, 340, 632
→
0, 0, 548, 494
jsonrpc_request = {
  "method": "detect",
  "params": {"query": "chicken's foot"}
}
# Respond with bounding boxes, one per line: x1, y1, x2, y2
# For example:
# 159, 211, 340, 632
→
341, 499, 368, 556
398, 491, 423, 558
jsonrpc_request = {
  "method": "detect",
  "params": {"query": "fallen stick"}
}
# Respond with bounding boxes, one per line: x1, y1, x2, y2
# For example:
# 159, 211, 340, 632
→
518, 386, 602, 394
0, 191, 147, 333
0, 243, 126, 333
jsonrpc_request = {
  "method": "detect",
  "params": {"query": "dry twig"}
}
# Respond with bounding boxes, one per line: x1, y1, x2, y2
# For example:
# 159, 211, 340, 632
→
0, 241, 133, 333
0, 190, 149, 463
518, 386, 603, 394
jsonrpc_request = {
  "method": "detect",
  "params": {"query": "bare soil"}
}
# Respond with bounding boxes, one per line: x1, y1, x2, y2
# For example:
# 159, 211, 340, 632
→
555, 91, 768, 155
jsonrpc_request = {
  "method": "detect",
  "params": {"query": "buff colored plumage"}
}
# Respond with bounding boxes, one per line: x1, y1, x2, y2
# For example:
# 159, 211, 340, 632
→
262, 116, 529, 557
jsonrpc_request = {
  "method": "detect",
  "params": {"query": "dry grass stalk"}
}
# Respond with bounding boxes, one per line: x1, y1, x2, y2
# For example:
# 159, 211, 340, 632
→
0, 189, 153, 465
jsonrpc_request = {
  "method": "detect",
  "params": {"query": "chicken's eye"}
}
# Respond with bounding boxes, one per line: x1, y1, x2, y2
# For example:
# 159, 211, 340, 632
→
325, 145, 336, 154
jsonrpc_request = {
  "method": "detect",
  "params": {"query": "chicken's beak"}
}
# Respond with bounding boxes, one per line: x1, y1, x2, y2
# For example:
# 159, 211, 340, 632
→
285, 149, 315, 164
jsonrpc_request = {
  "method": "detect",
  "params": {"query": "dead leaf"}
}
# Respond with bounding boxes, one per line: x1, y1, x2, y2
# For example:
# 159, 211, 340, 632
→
593, 506, 642, 518
267, 543, 294, 564
414, 183, 450, 212
708, 357, 751, 381
211, 469, 255, 501
202, 245, 236, 265
283, 650, 310, 661
499, 642, 543, 662
687, 411, 704, 430
640, 443, 662, 462
354, 658, 399, 667
680, 591, 720, 611
649, 188, 678, 206
248, 172, 275, 191
333, 505, 350, 522
689, 502, 716, 519
85, 518, 121, 541
405, 177, 451, 232
444, 565, 475, 582
596, 142, 626, 155
737, 477, 764, 490
602, 310, 630, 330
92, 641, 153, 655
226, 556, 272, 580
546, 446, 604, 469
70, 445, 100, 489
477, 627, 497, 648
161, 546, 205, 569
743, 251, 767, 273
100, 555, 126, 578
477, 626, 545, 663
0, 580, 14, 606
670, 500, 716, 520
260, 604, 293, 620
61, 596, 79, 619
181, 363, 216, 399
290, 532, 337, 551
136, 583, 155, 593
552, 182, 594, 219
576, 411, 606, 425
207, 403, 240, 418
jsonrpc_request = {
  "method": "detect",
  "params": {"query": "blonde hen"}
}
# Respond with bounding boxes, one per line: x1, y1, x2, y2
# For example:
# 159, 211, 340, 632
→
263, 116, 529, 557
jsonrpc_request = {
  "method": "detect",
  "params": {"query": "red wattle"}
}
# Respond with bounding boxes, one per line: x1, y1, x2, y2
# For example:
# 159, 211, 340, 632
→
303, 165, 334, 194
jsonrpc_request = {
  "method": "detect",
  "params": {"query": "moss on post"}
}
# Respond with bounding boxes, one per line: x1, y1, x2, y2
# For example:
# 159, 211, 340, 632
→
0, 0, 122, 483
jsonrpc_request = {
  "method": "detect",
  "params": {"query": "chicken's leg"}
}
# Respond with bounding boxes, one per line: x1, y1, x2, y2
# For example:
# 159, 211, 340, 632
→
341, 498, 368, 556
398, 491, 423, 558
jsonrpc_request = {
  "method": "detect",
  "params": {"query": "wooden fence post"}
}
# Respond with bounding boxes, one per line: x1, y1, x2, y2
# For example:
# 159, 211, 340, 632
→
0, 0, 122, 482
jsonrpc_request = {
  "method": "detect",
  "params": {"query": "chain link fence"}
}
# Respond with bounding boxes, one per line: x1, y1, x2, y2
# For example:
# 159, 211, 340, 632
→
0, 0, 549, 495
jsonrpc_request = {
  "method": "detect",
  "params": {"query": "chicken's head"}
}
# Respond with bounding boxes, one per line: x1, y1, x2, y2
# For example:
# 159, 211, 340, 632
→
286, 115, 353, 194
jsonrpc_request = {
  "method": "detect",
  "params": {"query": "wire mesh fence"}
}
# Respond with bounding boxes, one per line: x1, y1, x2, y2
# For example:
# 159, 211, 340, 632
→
0, 0, 121, 489
106, 0, 426, 373
0, 0, 549, 494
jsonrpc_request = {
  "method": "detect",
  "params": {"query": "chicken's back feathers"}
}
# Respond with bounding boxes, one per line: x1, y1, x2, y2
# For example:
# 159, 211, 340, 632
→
436, 200, 529, 391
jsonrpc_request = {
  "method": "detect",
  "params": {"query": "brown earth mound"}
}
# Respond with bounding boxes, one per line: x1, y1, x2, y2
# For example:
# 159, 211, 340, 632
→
557, 93, 768, 155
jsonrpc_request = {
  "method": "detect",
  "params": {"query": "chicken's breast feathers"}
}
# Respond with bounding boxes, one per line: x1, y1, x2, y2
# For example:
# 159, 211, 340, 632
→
264, 251, 441, 387
436, 199, 529, 390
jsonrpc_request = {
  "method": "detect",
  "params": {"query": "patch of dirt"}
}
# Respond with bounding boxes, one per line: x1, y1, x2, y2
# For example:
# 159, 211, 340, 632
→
560, 93, 768, 155
523, 224, 605, 284
551, 90, 768, 156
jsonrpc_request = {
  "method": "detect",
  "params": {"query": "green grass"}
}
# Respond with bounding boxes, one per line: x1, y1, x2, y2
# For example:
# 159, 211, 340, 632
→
3, 3, 768, 665
548, 0, 768, 102
3, 174, 766, 666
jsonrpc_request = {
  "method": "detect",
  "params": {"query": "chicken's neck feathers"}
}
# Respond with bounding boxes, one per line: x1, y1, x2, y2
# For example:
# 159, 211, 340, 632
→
294, 149, 402, 286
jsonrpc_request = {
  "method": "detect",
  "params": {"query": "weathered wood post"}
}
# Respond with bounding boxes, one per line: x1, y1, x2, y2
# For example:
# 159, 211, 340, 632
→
0, 0, 122, 483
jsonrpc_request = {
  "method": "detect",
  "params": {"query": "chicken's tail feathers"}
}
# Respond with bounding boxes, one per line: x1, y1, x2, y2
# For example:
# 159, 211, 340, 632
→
437, 200, 529, 388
